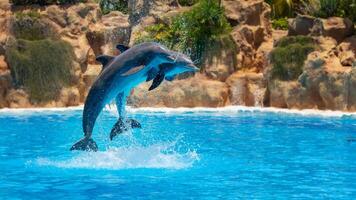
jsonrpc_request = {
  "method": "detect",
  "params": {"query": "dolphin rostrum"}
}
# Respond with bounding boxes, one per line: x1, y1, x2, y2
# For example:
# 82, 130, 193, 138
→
70, 42, 198, 151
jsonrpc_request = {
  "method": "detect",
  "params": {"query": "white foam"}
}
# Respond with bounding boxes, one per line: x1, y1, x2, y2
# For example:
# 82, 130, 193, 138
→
35, 144, 199, 170
1, 105, 355, 118
125, 106, 356, 118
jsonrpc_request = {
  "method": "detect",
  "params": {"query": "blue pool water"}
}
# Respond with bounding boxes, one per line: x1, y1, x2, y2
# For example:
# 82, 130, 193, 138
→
0, 107, 356, 199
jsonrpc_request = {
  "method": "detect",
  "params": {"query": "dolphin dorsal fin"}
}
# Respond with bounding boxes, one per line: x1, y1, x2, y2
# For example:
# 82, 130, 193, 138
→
96, 55, 114, 68
116, 44, 130, 53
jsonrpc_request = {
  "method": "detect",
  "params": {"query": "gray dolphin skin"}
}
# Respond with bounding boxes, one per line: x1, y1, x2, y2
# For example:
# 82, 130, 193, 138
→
70, 42, 198, 151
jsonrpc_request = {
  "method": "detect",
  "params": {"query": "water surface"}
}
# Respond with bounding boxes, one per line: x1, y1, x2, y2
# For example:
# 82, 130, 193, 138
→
0, 107, 355, 199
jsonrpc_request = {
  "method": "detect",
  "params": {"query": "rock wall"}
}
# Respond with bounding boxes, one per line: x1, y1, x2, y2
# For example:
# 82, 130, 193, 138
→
0, 0, 355, 111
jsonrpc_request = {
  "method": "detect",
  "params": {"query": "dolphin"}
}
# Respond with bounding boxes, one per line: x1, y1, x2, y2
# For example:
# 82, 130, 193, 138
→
70, 42, 198, 151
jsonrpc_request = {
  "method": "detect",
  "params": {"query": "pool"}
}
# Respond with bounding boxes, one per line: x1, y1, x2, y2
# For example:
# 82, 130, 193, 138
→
0, 107, 355, 199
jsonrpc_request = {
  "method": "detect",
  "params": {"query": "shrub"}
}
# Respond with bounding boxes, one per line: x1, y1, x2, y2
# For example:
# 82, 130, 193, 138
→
178, 0, 198, 6
272, 17, 289, 30
12, 11, 56, 41
10, 0, 86, 5
266, 0, 297, 18
337, 0, 356, 22
135, 0, 231, 65
270, 36, 316, 80
99, 0, 128, 14
6, 39, 74, 102
300, 0, 356, 22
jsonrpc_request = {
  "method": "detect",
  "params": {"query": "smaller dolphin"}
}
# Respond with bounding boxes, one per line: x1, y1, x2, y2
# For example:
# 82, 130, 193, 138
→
70, 42, 198, 151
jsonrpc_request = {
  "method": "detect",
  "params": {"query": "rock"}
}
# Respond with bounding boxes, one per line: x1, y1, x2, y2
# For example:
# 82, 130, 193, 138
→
128, 75, 229, 107
46, 5, 68, 27
323, 17, 354, 43
226, 0, 272, 72
202, 37, 236, 81
82, 64, 101, 99
0, 55, 8, 73
288, 15, 319, 36
223, 0, 271, 29
349, 68, 356, 111
83, 64, 101, 86
316, 36, 337, 52
128, 0, 176, 25
337, 36, 356, 67
267, 80, 317, 109
58, 87, 80, 107
266, 50, 353, 111
87, 11, 130, 56
0, 71, 12, 108
288, 15, 354, 43
62, 34, 91, 71
6, 89, 31, 108
226, 72, 266, 106
129, 16, 156, 46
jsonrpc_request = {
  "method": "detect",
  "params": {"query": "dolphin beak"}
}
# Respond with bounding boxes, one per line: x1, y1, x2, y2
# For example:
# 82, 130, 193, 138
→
188, 64, 199, 72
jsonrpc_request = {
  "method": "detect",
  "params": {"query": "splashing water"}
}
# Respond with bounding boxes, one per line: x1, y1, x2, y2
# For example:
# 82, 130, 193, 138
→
35, 143, 198, 170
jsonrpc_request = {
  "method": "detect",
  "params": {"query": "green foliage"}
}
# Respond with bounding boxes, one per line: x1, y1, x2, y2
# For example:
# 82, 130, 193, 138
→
10, 0, 86, 5
135, 0, 231, 65
6, 39, 74, 102
266, 0, 355, 21
318, 0, 338, 17
338, 0, 356, 21
314, 0, 356, 21
266, 0, 297, 18
178, 0, 198, 6
270, 36, 316, 80
99, 0, 128, 14
12, 11, 56, 41
272, 17, 289, 30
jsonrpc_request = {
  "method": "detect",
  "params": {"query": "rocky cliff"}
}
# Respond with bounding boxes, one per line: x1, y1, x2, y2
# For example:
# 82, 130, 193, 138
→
0, 0, 355, 111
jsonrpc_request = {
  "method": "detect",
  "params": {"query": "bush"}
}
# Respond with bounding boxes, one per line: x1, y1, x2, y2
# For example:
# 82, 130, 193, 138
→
272, 17, 289, 30
178, 0, 198, 6
270, 36, 316, 80
10, 0, 86, 5
135, 0, 231, 65
318, 0, 356, 22
12, 11, 56, 41
99, 0, 128, 14
6, 39, 74, 102
299, 0, 356, 22
266, 0, 297, 18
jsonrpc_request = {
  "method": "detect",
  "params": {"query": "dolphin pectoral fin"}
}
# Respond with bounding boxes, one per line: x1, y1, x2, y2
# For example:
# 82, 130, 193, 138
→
110, 117, 127, 140
70, 137, 98, 152
127, 119, 142, 129
116, 44, 130, 53
148, 71, 165, 91
146, 68, 158, 82
96, 55, 114, 69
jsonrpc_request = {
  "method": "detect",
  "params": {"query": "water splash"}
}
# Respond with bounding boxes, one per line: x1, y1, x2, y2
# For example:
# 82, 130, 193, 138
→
35, 143, 198, 170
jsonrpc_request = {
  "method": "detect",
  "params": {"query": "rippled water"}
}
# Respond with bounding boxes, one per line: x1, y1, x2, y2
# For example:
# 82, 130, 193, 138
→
0, 107, 355, 199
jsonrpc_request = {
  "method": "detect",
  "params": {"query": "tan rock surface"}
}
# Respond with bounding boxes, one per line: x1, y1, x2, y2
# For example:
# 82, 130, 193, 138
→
323, 17, 354, 43
226, 72, 266, 106
6, 89, 31, 108
128, 75, 229, 107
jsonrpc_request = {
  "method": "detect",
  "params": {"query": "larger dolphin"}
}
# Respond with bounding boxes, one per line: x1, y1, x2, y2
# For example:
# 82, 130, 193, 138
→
70, 42, 198, 151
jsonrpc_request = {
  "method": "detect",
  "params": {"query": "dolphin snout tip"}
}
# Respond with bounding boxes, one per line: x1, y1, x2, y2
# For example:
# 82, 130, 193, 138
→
189, 64, 199, 72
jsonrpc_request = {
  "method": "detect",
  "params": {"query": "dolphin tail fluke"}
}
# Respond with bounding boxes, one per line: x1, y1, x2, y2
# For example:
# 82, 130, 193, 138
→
110, 118, 142, 140
70, 137, 98, 152
127, 119, 142, 128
